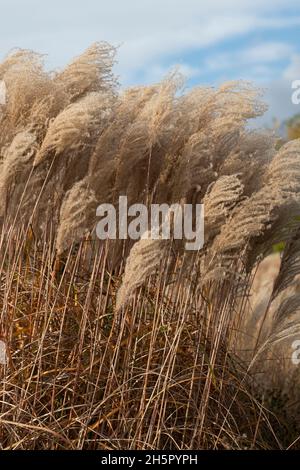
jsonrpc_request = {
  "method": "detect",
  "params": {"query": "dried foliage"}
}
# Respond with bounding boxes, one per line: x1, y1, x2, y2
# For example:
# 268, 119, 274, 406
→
0, 231, 282, 450
1, 44, 300, 449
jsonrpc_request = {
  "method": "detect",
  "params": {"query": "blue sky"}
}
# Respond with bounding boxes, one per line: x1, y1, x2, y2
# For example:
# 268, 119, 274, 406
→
1, 0, 300, 126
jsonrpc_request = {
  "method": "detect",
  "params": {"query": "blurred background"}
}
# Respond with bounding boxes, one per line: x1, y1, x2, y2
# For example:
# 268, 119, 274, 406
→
1, 0, 300, 133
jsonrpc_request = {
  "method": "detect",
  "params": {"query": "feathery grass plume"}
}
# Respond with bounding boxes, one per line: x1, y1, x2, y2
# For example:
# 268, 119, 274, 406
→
56, 180, 97, 255
271, 227, 300, 302
55, 42, 117, 101
0, 49, 40, 76
54, 96, 136, 253
264, 294, 300, 348
272, 294, 300, 333
0, 130, 37, 217
171, 82, 267, 204
88, 85, 159, 203
54, 86, 166, 257
266, 139, 300, 196
212, 192, 281, 255
203, 191, 280, 283
152, 87, 217, 204
204, 139, 300, 281
0, 50, 51, 145
116, 203, 187, 310
2, 91, 114, 236
252, 224, 300, 352
114, 76, 182, 205
0, 50, 71, 162
247, 139, 300, 261
203, 174, 244, 241
32, 92, 115, 244
116, 233, 167, 311
219, 130, 276, 196
34, 91, 114, 166
52, 89, 152, 253
27, 82, 69, 142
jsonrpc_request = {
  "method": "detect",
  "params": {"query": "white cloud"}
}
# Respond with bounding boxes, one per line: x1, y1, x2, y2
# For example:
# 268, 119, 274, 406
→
283, 54, 300, 81
1, 0, 300, 80
255, 57, 300, 127
114, 17, 300, 83
205, 42, 295, 75
1, 0, 300, 125
246, 42, 294, 63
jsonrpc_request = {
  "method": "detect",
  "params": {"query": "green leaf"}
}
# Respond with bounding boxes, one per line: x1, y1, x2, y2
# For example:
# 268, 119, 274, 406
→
272, 241, 286, 253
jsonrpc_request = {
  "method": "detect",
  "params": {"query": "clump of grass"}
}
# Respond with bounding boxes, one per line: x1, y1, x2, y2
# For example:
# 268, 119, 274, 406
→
0, 229, 282, 450
0, 43, 300, 449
